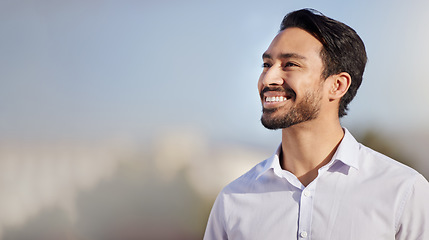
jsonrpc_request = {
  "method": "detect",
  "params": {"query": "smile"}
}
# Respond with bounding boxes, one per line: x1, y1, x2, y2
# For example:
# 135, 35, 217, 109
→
265, 96, 288, 102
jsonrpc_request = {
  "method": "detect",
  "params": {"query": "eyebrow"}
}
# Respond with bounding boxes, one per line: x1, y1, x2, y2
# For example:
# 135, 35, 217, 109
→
262, 52, 307, 60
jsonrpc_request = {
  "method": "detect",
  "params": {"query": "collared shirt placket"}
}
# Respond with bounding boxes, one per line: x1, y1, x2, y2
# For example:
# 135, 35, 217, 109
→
297, 183, 316, 240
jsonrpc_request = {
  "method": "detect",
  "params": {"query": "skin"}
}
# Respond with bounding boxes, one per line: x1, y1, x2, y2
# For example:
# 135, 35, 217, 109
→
258, 27, 352, 186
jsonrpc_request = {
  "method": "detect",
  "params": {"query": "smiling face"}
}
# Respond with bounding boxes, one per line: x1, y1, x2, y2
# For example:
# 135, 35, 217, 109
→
258, 27, 327, 129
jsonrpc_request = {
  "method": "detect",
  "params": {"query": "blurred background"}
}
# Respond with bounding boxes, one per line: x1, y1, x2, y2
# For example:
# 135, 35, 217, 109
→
1, 0, 428, 239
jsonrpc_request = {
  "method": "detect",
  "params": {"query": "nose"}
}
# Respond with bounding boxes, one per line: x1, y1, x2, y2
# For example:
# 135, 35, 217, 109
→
260, 66, 284, 87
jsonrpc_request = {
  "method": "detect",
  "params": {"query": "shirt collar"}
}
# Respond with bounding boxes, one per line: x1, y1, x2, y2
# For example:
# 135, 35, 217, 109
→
330, 128, 360, 171
256, 144, 282, 180
256, 128, 360, 180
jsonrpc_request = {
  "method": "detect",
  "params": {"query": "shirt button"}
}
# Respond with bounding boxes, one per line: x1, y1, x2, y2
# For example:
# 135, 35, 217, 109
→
300, 231, 308, 238
303, 190, 311, 197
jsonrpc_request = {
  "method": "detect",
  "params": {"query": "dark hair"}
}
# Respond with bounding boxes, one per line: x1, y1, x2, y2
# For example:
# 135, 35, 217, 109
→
280, 9, 367, 117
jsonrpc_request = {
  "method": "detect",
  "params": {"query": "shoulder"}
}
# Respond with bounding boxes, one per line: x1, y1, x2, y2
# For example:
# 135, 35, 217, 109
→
394, 171, 429, 237
356, 143, 427, 213
220, 158, 270, 195
357, 143, 419, 180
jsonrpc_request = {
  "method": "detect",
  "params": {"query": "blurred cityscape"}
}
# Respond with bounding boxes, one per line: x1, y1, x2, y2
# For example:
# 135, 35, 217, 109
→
0, 129, 266, 240
0, 127, 427, 240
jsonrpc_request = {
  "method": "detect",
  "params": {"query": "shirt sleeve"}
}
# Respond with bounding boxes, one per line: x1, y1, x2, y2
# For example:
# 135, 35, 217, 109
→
203, 192, 228, 240
395, 174, 429, 240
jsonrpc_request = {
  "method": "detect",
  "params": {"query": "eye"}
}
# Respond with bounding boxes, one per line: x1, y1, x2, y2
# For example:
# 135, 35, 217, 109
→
284, 62, 298, 68
262, 62, 272, 68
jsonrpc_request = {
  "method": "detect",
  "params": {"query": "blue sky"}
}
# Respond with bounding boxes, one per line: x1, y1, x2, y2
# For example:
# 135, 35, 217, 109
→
1, 0, 428, 144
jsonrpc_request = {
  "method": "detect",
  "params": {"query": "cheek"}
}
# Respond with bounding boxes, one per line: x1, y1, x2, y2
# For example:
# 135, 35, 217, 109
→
257, 74, 264, 92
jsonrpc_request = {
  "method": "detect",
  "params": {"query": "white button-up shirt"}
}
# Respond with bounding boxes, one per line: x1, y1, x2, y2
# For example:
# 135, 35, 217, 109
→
204, 129, 429, 240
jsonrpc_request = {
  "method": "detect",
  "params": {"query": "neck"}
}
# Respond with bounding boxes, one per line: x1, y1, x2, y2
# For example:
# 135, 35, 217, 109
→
280, 119, 344, 186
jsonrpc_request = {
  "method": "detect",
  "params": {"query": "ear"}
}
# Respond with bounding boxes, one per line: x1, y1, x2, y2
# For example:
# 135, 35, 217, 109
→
327, 72, 351, 101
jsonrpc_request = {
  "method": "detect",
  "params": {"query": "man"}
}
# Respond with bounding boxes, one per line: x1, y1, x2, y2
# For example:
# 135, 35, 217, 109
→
204, 9, 429, 240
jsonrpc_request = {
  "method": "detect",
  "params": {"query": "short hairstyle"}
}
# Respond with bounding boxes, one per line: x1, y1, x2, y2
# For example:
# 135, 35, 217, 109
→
280, 9, 367, 117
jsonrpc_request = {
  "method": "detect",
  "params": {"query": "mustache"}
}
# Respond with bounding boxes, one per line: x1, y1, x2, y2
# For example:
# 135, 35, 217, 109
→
260, 86, 296, 99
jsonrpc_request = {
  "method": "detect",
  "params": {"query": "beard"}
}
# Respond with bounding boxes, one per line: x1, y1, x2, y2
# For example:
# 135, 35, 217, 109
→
261, 88, 322, 130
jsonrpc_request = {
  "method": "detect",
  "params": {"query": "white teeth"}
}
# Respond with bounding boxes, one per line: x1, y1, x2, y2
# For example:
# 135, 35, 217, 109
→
266, 96, 287, 102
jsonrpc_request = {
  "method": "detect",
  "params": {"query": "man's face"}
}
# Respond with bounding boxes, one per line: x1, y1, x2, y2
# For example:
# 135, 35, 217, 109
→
258, 27, 326, 130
